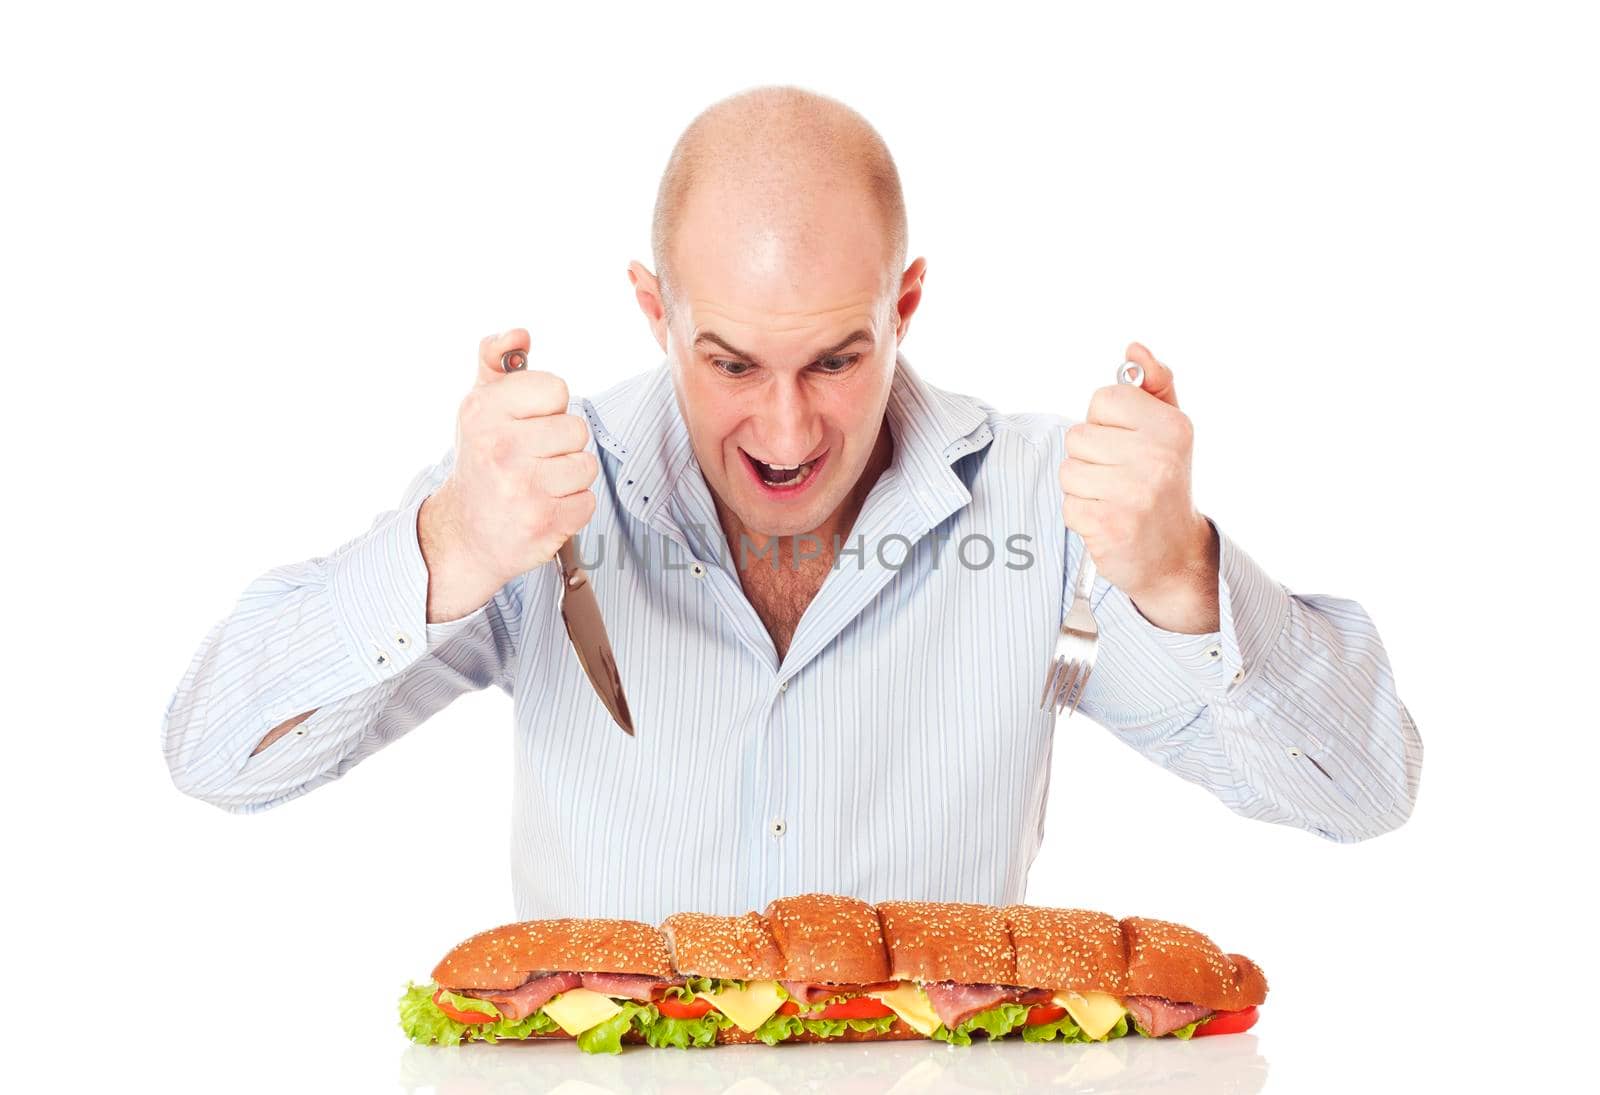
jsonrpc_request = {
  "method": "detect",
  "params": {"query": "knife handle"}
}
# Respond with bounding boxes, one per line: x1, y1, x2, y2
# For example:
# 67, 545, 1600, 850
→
555, 538, 587, 591
502, 348, 579, 582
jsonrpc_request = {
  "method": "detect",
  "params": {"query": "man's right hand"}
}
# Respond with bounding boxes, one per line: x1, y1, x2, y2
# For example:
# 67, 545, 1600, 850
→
418, 329, 599, 623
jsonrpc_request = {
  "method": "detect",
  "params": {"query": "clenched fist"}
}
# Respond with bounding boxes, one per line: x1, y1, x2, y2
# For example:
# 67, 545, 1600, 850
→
418, 329, 599, 623
1059, 341, 1220, 634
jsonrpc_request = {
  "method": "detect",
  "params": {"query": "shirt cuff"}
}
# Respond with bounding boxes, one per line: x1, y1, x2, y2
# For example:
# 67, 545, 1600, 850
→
326, 492, 434, 684
425, 600, 491, 650
1119, 516, 1291, 701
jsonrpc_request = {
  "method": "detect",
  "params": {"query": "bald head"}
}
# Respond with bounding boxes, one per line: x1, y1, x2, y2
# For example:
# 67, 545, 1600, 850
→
650, 86, 907, 305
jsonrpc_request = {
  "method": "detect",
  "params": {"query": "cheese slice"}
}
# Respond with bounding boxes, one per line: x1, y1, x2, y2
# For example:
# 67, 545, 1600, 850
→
540, 988, 624, 1037
696, 980, 786, 1033
866, 983, 939, 1037
1051, 990, 1127, 1040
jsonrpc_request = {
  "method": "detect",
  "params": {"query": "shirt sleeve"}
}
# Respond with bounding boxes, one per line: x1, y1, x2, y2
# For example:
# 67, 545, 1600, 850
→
161, 448, 525, 814
1069, 517, 1423, 842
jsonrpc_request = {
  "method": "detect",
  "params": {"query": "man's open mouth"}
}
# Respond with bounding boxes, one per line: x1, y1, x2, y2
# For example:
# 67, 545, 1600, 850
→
741, 448, 827, 492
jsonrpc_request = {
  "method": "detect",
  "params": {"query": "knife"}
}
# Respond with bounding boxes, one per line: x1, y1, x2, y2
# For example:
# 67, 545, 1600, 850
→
502, 348, 635, 736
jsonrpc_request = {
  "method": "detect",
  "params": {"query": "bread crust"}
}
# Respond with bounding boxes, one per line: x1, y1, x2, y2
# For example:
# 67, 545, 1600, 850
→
1121, 916, 1269, 1011
661, 911, 785, 980
431, 918, 674, 990
876, 900, 1018, 985
1004, 905, 1129, 995
455, 1021, 926, 1046
762, 893, 891, 983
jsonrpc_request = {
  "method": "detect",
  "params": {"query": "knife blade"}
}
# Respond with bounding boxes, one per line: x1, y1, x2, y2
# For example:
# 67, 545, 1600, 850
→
502, 347, 635, 736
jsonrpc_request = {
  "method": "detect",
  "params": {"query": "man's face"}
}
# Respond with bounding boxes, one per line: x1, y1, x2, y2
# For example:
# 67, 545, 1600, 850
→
641, 186, 917, 539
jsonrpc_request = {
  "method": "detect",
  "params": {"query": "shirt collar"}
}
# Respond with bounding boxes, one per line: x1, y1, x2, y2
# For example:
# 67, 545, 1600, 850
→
590, 354, 995, 533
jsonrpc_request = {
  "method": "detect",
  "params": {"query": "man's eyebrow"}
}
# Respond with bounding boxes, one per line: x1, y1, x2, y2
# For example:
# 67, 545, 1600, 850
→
693, 328, 874, 367
693, 331, 758, 364
815, 329, 875, 359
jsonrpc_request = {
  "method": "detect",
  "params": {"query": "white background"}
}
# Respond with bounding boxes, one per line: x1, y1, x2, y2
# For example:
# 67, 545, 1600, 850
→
3, 1, 1595, 1092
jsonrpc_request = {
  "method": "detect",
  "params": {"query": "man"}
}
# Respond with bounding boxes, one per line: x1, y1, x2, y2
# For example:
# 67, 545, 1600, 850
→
163, 87, 1421, 924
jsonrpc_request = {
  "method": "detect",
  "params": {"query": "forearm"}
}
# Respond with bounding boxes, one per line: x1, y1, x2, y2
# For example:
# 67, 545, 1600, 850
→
418, 487, 508, 625
1125, 516, 1221, 634
164, 453, 518, 811
1081, 523, 1422, 841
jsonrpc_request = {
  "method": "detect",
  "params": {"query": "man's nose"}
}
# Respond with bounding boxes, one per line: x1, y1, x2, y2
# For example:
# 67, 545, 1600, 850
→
759, 377, 822, 460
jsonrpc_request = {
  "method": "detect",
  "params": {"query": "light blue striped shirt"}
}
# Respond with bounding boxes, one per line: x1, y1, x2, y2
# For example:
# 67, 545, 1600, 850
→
162, 358, 1422, 923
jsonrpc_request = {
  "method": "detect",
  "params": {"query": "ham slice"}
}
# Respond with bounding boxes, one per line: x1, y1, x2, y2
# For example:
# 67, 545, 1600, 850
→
582, 973, 681, 1001
921, 981, 1012, 1030
462, 972, 582, 1022
780, 980, 902, 1006
1013, 987, 1056, 1007
1123, 995, 1213, 1037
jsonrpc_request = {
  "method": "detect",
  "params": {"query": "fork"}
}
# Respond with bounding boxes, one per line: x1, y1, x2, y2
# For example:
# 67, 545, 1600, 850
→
1040, 360, 1145, 717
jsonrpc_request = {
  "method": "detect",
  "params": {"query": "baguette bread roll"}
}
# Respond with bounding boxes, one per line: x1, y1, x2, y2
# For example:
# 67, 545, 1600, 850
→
661, 911, 785, 980
1121, 916, 1268, 1011
1004, 905, 1129, 995
414, 895, 1269, 1051
876, 900, 1018, 985
431, 918, 673, 990
763, 893, 892, 983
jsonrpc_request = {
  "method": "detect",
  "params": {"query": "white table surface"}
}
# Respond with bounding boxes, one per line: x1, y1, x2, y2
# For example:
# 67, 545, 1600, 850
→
396, 1033, 1270, 1094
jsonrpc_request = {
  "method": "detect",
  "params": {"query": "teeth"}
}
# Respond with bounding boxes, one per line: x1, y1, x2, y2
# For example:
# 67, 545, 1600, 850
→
751, 452, 818, 488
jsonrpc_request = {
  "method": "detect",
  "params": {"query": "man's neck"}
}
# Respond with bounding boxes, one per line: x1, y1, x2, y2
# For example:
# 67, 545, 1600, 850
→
713, 419, 895, 573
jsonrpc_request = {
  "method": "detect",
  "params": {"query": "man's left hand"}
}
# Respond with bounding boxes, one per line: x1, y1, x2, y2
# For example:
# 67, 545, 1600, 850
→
1058, 341, 1220, 633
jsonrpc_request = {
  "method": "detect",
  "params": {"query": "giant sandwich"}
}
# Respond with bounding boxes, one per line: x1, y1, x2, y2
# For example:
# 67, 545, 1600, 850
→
399, 894, 1267, 1052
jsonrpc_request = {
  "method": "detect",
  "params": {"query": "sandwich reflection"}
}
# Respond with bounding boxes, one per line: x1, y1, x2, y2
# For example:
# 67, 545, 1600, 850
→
398, 1034, 1268, 1094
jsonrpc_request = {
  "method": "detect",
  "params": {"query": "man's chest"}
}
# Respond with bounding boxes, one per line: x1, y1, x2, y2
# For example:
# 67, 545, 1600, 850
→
733, 555, 834, 659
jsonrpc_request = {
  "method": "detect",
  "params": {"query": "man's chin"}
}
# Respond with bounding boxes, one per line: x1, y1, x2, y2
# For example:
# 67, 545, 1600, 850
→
729, 491, 838, 542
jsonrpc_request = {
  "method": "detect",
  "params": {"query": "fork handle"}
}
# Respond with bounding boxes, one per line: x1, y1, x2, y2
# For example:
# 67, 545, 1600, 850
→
1071, 544, 1098, 604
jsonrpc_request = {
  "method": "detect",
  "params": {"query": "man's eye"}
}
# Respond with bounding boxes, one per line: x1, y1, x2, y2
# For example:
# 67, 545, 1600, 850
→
815, 355, 859, 374
714, 359, 753, 377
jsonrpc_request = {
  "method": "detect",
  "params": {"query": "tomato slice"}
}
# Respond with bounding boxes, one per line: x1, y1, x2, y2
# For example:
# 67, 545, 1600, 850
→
1025, 1004, 1068, 1026
815, 996, 895, 1020
1194, 1006, 1259, 1036
434, 988, 498, 1025
655, 995, 715, 1020
776, 1001, 801, 1016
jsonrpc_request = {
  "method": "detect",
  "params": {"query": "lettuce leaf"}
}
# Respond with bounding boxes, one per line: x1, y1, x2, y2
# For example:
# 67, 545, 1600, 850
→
639, 1006, 732, 1049
751, 1013, 807, 1046
398, 981, 559, 1046
1020, 1012, 1083, 1042
1023, 1011, 1130, 1043
663, 976, 775, 1001
749, 1011, 897, 1045
929, 1002, 1031, 1046
575, 1002, 649, 1055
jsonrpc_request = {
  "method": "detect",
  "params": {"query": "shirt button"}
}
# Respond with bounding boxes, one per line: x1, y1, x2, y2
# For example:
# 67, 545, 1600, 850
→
374, 649, 390, 668
689, 561, 707, 578
1206, 645, 1222, 660
293, 726, 306, 737
778, 680, 789, 693
1286, 747, 1302, 759
395, 632, 410, 649
1232, 668, 1244, 683
770, 819, 787, 838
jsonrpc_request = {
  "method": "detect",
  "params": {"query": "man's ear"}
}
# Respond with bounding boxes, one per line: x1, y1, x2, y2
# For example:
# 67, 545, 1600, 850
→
628, 260, 669, 353
894, 257, 927, 343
